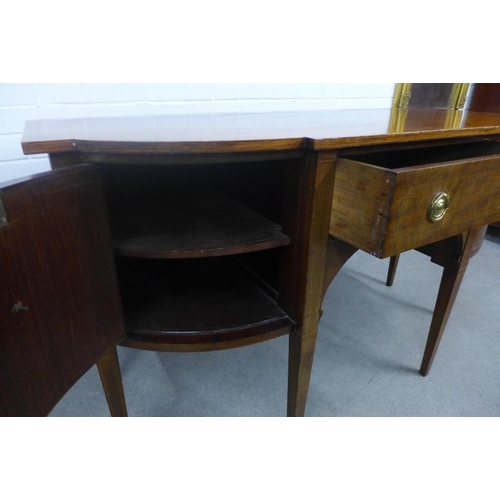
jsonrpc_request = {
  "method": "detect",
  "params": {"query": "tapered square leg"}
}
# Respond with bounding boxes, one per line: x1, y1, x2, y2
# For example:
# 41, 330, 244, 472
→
386, 254, 400, 287
419, 229, 480, 376
287, 330, 318, 417
96, 347, 128, 417
419, 265, 468, 377
281, 152, 337, 416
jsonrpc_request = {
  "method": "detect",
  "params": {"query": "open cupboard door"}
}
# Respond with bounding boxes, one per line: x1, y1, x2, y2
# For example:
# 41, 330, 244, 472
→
0, 165, 127, 416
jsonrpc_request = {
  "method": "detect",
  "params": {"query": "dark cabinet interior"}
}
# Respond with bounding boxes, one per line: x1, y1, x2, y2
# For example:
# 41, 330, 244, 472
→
99, 159, 299, 352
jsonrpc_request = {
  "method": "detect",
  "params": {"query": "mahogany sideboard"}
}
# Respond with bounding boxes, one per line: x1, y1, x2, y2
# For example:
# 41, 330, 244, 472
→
3, 107, 500, 417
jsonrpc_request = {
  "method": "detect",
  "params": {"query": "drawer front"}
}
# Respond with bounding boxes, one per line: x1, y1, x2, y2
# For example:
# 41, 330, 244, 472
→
330, 149, 500, 258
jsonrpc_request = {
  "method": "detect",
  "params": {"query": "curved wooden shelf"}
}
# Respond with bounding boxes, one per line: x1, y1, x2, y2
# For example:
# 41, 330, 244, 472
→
111, 191, 290, 258
117, 257, 294, 350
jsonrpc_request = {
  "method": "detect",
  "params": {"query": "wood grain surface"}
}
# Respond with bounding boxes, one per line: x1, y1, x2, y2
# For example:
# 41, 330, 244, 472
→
331, 140, 500, 257
117, 256, 293, 348
0, 166, 125, 416
111, 190, 290, 258
21, 108, 500, 155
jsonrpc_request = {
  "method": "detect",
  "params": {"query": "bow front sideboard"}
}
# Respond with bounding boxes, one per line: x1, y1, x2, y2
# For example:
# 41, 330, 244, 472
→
3, 107, 500, 416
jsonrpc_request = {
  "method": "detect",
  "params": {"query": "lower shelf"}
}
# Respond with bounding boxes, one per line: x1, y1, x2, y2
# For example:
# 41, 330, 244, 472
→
116, 256, 294, 351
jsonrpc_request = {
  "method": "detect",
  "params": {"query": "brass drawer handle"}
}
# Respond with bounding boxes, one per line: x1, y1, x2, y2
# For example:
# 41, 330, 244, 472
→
428, 193, 450, 222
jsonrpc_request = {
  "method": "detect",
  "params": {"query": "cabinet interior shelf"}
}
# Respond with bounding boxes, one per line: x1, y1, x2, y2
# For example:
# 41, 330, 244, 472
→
110, 190, 290, 258
117, 257, 294, 349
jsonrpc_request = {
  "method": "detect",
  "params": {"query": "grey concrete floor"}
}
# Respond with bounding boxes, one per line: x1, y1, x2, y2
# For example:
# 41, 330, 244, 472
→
50, 231, 500, 417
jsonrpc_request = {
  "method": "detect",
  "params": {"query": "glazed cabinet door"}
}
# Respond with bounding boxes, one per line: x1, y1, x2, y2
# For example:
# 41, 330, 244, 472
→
0, 165, 125, 416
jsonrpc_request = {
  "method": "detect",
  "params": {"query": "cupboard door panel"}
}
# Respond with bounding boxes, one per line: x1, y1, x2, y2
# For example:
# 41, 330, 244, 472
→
0, 165, 124, 416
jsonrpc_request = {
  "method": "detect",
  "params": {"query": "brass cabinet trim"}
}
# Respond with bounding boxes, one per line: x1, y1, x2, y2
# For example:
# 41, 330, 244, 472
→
392, 83, 470, 110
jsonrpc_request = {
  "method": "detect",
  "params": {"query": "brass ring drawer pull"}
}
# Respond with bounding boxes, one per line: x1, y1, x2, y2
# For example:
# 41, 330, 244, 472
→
428, 193, 450, 222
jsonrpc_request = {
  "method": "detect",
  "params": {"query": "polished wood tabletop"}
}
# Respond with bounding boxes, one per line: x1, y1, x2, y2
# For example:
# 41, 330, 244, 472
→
22, 108, 500, 155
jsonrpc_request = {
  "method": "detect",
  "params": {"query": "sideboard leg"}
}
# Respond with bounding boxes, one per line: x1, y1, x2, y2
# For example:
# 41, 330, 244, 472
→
386, 254, 400, 287
283, 152, 337, 416
287, 330, 317, 417
419, 229, 479, 377
96, 347, 128, 417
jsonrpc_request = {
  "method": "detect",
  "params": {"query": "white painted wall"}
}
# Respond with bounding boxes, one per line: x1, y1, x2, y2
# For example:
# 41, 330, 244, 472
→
0, 83, 395, 182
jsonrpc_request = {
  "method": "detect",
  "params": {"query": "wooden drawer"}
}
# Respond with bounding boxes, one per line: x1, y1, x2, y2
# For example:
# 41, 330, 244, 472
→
330, 140, 500, 258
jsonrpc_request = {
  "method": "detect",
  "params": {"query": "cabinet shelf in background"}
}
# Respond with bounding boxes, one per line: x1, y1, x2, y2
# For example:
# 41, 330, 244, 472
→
117, 257, 294, 351
110, 190, 290, 259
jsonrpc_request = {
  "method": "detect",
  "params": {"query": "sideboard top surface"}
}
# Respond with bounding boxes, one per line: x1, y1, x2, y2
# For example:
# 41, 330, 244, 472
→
21, 108, 500, 155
